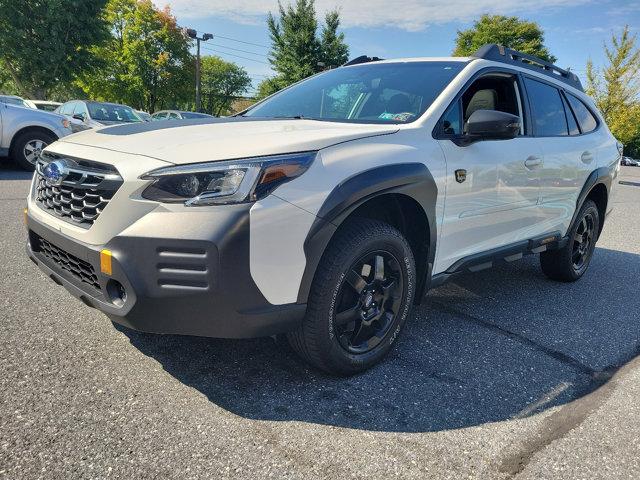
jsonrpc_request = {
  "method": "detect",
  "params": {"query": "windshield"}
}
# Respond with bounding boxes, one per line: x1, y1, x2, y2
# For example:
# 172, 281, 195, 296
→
0, 96, 29, 108
87, 102, 142, 123
36, 103, 59, 112
181, 112, 210, 119
245, 61, 466, 124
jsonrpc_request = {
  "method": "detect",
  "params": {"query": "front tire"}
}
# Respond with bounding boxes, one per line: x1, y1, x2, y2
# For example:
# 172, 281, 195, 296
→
11, 130, 56, 171
288, 218, 416, 375
540, 199, 600, 282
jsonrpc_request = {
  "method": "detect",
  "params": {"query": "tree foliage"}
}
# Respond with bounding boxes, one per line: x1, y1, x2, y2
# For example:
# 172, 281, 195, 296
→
0, 0, 109, 99
453, 14, 556, 63
319, 11, 349, 72
258, 0, 349, 98
77, 0, 193, 112
200, 56, 251, 116
0, 59, 18, 95
586, 26, 640, 157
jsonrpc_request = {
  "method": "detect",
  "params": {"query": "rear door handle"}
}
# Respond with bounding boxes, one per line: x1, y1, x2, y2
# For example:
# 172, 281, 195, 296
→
581, 151, 594, 164
524, 156, 543, 169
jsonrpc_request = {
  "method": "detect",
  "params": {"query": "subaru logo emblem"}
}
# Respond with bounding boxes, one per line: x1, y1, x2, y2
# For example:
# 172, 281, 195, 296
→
42, 160, 68, 186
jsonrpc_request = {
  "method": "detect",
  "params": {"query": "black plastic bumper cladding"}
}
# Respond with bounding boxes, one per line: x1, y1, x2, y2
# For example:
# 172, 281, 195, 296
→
297, 162, 438, 304
26, 208, 306, 339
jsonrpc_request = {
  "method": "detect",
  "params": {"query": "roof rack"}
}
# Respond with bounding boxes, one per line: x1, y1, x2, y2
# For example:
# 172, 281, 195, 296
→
343, 55, 384, 67
472, 44, 584, 92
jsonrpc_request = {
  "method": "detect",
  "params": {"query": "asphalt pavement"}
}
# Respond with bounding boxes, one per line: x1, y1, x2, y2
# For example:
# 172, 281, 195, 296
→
1, 162, 640, 479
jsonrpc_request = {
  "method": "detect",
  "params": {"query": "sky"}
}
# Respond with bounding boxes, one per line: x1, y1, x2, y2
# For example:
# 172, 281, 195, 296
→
153, 0, 640, 95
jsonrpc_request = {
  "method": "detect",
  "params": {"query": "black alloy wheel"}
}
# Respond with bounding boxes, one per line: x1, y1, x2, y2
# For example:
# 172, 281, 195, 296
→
571, 211, 596, 273
540, 199, 600, 282
333, 251, 404, 354
287, 218, 416, 375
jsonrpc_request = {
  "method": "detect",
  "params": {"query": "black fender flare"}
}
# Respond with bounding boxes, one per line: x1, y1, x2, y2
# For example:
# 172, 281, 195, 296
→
568, 164, 615, 238
295, 162, 438, 304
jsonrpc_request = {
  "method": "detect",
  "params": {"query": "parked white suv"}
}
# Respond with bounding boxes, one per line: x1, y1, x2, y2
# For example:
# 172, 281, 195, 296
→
0, 100, 72, 170
25, 45, 620, 375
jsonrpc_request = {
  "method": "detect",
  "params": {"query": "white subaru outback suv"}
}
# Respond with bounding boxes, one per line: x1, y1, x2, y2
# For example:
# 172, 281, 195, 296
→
25, 45, 620, 375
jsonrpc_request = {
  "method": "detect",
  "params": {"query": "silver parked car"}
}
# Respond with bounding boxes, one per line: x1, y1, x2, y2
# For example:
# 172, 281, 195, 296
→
621, 156, 640, 167
0, 100, 72, 170
56, 100, 143, 132
0, 95, 37, 109
135, 110, 152, 122
151, 110, 213, 120
31, 100, 62, 112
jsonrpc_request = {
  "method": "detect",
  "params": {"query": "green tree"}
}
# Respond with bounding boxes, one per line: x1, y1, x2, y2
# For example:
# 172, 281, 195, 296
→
200, 56, 251, 116
0, 0, 109, 99
77, 0, 193, 112
258, 0, 349, 98
453, 14, 556, 63
587, 26, 640, 157
319, 11, 349, 70
257, 78, 282, 100
0, 59, 18, 95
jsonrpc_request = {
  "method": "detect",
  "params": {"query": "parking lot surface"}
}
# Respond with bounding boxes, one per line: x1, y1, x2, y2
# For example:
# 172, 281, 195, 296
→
1, 164, 640, 479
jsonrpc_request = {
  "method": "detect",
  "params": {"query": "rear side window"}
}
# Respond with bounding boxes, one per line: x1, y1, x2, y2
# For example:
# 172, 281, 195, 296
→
566, 94, 598, 133
524, 78, 568, 136
561, 95, 580, 135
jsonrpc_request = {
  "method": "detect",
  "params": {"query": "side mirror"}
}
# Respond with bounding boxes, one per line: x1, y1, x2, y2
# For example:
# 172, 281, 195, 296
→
72, 113, 86, 121
456, 110, 521, 146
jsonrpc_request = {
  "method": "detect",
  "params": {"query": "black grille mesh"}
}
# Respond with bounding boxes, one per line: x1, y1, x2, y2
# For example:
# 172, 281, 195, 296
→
36, 236, 101, 290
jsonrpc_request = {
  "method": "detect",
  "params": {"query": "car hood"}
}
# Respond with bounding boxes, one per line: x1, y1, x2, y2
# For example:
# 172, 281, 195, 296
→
57, 117, 399, 164
3, 102, 67, 120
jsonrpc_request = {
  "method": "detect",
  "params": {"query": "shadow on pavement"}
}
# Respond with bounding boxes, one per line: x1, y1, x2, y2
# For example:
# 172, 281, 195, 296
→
118, 246, 640, 433
0, 162, 33, 180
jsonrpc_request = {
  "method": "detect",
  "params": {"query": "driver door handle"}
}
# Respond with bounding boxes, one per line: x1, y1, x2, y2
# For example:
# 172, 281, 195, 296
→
524, 156, 543, 169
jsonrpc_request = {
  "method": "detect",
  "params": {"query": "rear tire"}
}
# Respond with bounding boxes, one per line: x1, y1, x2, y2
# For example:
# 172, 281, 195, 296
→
11, 130, 55, 171
540, 199, 600, 282
288, 218, 416, 376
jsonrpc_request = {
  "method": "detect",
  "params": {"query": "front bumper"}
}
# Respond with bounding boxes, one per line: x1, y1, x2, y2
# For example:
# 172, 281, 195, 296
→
25, 206, 306, 338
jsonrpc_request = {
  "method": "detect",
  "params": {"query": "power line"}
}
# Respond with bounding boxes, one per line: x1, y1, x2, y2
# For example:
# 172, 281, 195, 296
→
208, 43, 268, 58
201, 45, 270, 65
212, 34, 270, 50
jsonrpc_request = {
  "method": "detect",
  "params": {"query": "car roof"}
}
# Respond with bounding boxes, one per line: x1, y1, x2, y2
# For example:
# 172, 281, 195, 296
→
85, 100, 132, 107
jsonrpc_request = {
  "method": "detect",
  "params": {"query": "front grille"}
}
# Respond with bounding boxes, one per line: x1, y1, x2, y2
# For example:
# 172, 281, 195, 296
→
35, 235, 101, 290
34, 154, 123, 228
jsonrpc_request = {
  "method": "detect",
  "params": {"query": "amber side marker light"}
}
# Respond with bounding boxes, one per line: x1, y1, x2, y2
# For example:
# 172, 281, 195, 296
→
100, 249, 113, 276
23, 207, 28, 227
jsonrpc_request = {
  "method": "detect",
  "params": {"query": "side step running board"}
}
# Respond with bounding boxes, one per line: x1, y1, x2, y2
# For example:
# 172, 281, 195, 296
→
430, 232, 565, 288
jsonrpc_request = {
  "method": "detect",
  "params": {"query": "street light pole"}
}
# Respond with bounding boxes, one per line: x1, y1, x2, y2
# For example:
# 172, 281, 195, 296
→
185, 29, 213, 112
195, 36, 201, 111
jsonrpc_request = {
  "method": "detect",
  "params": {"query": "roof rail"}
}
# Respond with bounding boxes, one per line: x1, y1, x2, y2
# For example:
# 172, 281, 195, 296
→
343, 55, 384, 67
472, 44, 584, 92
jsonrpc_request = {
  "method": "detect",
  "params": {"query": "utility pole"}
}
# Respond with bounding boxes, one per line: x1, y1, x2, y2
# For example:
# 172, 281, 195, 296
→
185, 29, 213, 112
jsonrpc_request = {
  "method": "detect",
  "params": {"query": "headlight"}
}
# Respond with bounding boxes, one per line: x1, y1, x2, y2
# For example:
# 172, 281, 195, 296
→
140, 151, 316, 206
